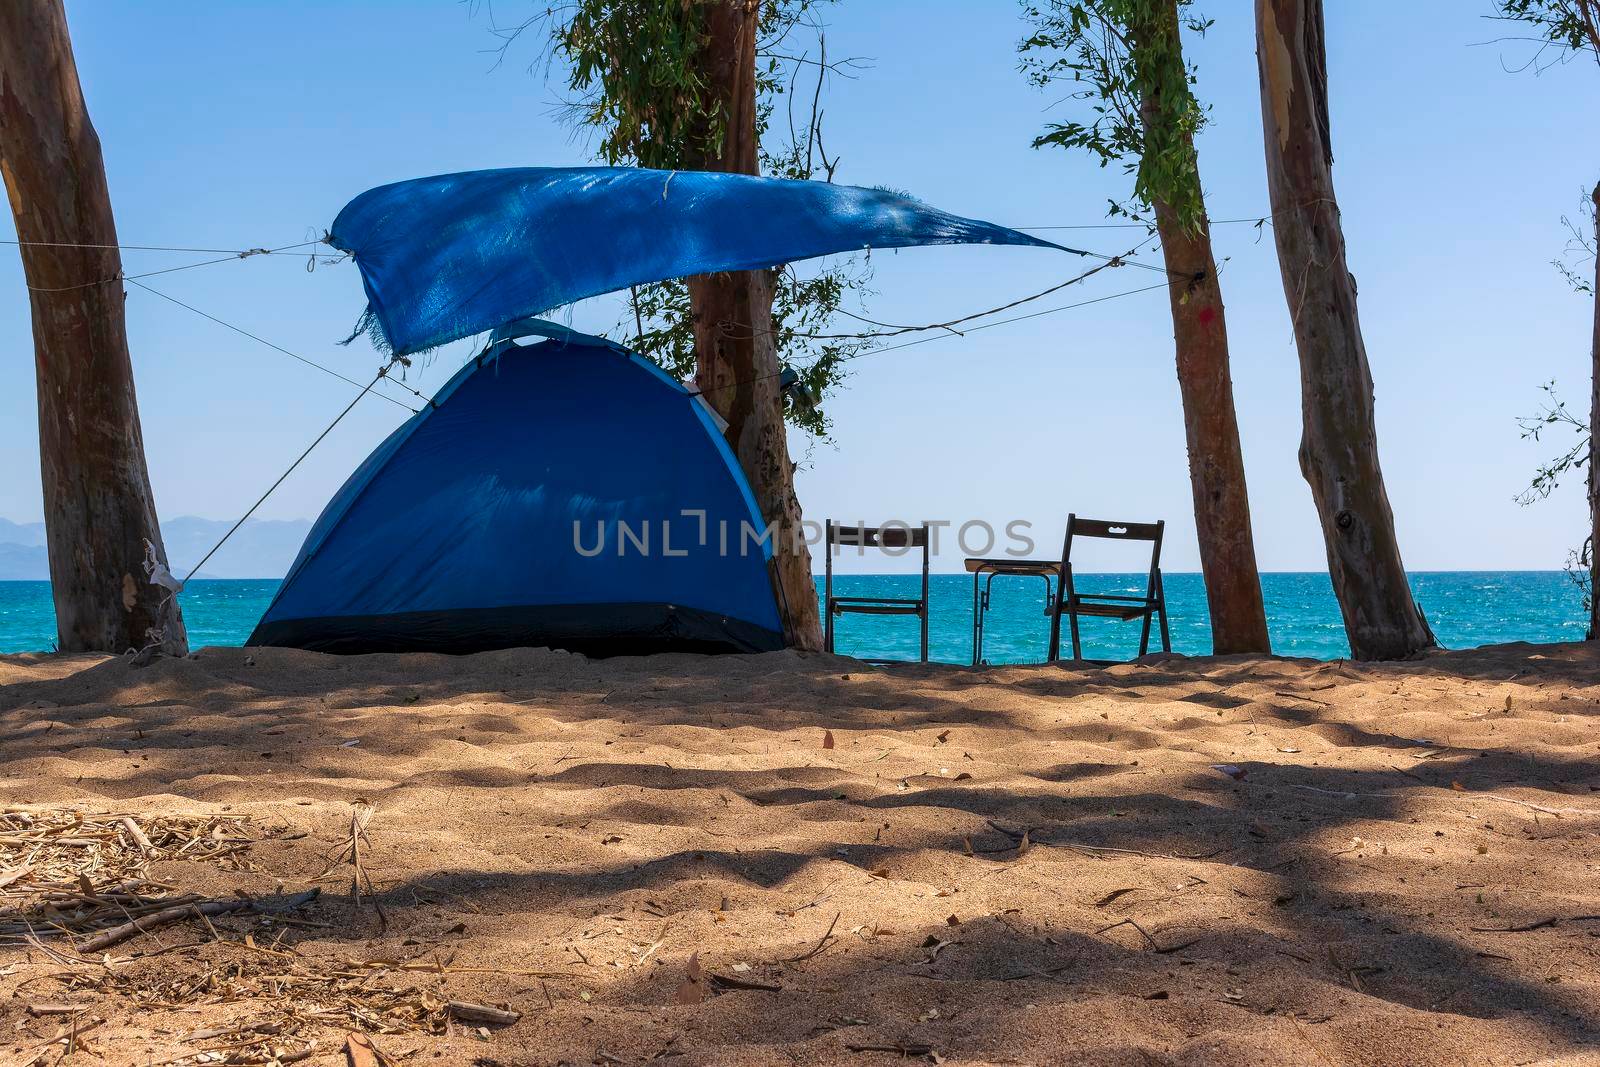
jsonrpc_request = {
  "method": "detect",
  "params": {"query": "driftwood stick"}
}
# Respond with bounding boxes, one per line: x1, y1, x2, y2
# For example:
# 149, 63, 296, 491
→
118, 816, 154, 853
1470, 916, 1560, 933
710, 971, 783, 992
784, 912, 840, 963
75, 888, 319, 953
445, 1001, 522, 1026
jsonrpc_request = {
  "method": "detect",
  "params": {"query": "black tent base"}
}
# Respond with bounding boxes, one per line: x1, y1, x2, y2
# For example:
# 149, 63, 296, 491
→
246, 602, 784, 658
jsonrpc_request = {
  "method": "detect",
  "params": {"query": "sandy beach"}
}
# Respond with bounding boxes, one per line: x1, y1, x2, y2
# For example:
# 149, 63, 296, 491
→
3, 642, 1599, 1066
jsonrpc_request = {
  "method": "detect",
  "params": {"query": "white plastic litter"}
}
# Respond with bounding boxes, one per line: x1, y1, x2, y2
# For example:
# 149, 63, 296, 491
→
142, 538, 184, 595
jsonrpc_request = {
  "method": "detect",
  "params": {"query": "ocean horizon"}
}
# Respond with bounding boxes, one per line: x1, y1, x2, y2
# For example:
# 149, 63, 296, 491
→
0, 571, 1584, 662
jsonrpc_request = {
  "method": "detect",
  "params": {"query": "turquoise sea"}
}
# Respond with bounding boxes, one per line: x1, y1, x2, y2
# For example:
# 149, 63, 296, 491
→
0, 572, 1585, 662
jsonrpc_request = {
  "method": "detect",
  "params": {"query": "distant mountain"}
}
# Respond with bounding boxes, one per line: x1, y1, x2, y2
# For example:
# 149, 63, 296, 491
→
159, 516, 312, 579
0, 516, 311, 580
0, 542, 48, 580
0, 518, 45, 548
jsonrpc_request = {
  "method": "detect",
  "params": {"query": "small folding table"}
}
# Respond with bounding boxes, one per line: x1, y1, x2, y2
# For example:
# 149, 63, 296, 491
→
964, 557, 1059, 666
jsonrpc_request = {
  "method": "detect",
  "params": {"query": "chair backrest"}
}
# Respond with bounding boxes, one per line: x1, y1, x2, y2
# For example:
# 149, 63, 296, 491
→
824, 521, 931, 592
828, 523, 929, 550
1060, 514, 1165, 598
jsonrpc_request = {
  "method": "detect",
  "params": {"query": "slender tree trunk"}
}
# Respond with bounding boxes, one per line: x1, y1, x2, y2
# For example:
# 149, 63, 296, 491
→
0, 0, 186, 656
1150, 202, 1271, 654
684, 0, 823, 650
1588, 180, 1600, 639
1136, 2, 1269, 655
1254, 0, 1433, 660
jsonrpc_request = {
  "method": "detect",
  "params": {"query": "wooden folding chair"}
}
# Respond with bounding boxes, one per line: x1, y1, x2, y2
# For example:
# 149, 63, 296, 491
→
824, 521, 930, 663
1047, 514, 1170, 663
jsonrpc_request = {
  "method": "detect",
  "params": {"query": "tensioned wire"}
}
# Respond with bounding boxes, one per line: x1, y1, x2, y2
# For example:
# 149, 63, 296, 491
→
15, 240, 335, 293
762, 232, 1171, 343
689, 273, 1173, 401
0, 204, 1302, 250
178, 359, 404, 585
8, 232, 428, 411
74, 225, 1186, 412
167, 268, 1172, 584
64, 221, 1184, 424
8, 213, 1259, 576
126, 277, 427, 414
1, 237, 325, 253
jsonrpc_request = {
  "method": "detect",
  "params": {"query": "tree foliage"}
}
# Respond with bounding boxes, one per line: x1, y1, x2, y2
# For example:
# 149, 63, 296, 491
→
618, 125, 872, 440
1504, 204, 1595, 520
1554, 193, 1597, 296
487, 0, 871, 438
1495, 2, 1598, 607
1517, 381, 1594, 604
1514, 195, 1597, 604
1018, 0, 1213, 230
1517, 381, 1588, 507
1492, 0, 1600, 70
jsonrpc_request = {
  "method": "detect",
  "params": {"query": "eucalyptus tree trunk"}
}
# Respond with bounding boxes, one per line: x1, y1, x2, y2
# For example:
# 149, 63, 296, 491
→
0, 0, 187, 656
1588, 180, 1600, 639
1150, 201, 1271, 654
1138, 1, 1269, 655
1255, 0, 1433, 660
684, 0, 823, 650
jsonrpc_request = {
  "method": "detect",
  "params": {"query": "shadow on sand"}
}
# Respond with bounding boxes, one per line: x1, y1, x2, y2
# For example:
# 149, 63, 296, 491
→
1, 639, 1598, 1064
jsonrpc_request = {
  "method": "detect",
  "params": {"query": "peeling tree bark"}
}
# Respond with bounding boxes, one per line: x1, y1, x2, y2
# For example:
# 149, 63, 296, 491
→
684, 0, 823, 651
1254, 0, 1433, 660
0, 0, 186, 655
1588, 181, 1600, 639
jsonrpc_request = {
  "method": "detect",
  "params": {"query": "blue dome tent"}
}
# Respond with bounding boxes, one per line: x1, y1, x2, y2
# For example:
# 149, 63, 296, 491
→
247, 321, 785, 656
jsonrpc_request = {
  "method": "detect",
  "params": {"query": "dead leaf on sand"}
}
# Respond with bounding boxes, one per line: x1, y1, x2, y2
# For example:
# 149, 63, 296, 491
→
674, 952, 706, 1004
823, 729, 835, 750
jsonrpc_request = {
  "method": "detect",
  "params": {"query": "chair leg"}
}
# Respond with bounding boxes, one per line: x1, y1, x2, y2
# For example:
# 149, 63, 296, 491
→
1138, 609, 1153, 657
825, 600, 835, 654
1159, 603, 1171, 653
1069, 607, 1083, 662
970, 573, 982, 666
919, 608, 929, 664
1047, 588, 1062, 662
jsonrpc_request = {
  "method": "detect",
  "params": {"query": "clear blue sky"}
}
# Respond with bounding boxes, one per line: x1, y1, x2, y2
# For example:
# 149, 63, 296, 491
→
0, 1, 1595, 573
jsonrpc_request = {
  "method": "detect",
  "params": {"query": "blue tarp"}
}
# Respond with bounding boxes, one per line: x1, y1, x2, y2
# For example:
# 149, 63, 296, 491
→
329, 167, 1067, 356
247, 324, 785, 656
